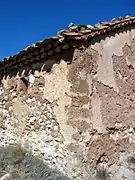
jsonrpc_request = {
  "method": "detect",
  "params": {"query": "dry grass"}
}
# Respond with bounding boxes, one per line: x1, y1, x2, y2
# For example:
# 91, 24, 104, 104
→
0, 144, 70, 180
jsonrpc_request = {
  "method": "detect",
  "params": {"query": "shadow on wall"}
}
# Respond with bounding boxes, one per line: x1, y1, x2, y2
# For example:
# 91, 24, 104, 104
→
0, 144, 71, 180
1, 49, 75, 81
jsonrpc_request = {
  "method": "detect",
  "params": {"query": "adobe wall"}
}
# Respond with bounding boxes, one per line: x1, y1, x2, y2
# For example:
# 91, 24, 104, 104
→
1, 27, 135, 179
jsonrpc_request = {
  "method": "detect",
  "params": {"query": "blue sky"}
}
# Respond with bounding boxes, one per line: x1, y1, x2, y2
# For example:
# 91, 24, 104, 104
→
0, 0, 134, 60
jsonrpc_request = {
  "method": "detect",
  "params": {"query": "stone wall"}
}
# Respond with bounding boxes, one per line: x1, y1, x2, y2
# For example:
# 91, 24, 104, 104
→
1, 27, 135, 180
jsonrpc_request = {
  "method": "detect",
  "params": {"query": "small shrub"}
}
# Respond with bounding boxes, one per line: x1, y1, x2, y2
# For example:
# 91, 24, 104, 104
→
127, 155, 135, 171
95, 166, 110, 180
127, 155, 135, 164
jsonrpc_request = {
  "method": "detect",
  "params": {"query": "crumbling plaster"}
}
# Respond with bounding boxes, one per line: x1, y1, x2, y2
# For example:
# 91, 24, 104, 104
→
91, 28, 135, 91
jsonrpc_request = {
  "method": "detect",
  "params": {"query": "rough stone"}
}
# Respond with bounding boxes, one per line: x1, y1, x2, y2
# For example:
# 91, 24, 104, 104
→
0, 173, 13, 180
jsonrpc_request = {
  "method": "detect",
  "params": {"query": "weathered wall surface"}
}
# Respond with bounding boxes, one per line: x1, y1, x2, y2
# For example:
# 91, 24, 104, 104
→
1, 27, 135, 179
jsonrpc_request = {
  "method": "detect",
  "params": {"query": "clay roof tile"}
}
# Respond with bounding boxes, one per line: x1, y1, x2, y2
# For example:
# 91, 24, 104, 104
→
1, 15, 135, 73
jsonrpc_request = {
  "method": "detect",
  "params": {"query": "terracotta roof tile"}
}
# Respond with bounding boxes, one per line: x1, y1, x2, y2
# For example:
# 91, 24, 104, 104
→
0, 15, 135, 74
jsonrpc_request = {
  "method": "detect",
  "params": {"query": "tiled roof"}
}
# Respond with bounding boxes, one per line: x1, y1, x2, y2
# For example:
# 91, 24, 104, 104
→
1, 15, 135, 74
